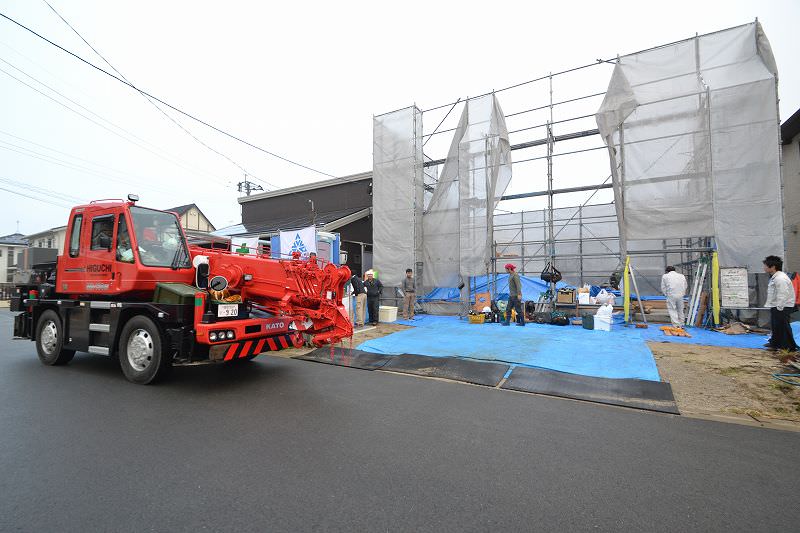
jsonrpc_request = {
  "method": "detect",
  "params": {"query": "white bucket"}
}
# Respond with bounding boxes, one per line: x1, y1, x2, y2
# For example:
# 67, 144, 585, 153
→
379, 306, 398, 323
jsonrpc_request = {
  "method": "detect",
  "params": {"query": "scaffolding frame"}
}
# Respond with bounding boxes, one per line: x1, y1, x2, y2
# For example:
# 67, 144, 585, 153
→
373, 21, 781, 318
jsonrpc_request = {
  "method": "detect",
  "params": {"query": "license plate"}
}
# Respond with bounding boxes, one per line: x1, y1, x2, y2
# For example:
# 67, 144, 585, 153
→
217, 304, 239, 318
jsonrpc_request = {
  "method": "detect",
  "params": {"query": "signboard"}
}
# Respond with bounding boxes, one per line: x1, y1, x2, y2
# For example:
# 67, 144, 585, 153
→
279, 227, 317, 259
233, 237, 259, 255
720, 267, 749, 308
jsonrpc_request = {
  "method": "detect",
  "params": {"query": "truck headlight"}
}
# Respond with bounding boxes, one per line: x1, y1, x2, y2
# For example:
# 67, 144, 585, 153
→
209, 331, 218, 341
226, 331, 234, 339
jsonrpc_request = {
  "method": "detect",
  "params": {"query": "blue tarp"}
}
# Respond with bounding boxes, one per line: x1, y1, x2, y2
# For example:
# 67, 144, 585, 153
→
640, 321, 800, 349
358, 316, 662, 381
421, 274, 567, 303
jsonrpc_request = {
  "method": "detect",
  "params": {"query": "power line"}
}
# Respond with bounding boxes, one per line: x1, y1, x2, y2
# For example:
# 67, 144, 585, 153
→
0, 175, 83, 204
0, 128, 174, 184
0, 38, 238, 189
0, 58, 232, 187
0, 10, 338, 181
41, 0, 278, 192
0, 140, 178, 196
0, 182, 72, 209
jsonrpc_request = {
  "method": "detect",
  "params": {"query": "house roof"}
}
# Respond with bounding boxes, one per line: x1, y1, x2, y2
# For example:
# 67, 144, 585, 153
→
165, 203, 216, 231
165, 203, 196, 216
0, 233, 28, 245
25, 226, 68, 240
237, 171, 371, 204
212, 206, 371, 238
782, 107, 800, 145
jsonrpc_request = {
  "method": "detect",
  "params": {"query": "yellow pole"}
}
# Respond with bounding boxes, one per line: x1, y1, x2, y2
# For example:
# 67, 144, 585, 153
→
711, 251, 720, 326
624, 256, 631, 324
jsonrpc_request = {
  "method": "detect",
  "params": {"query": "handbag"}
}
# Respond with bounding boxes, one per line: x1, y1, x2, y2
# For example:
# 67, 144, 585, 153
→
540, 262, 562, 283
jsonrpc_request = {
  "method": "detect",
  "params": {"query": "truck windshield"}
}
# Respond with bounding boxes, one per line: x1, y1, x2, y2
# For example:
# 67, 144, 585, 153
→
129, 206, 190, 268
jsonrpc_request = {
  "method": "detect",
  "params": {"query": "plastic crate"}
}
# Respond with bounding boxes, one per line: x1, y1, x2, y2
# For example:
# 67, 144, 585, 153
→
468, 314, 485, 324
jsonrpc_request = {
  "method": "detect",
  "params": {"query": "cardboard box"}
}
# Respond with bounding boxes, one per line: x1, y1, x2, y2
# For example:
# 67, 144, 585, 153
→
556, 289, 575, 304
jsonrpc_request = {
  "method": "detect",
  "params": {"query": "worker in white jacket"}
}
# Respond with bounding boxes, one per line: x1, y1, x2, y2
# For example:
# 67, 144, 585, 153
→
763, 255, 798, 352
661, 266, 688, 327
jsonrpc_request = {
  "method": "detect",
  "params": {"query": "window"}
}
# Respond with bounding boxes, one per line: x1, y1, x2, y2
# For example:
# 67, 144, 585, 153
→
130, 206, 189, 268
69, 215, 82, 257
116, 214, 134, 263
0, 248, 3, 258
46, 238, 52, 248
90, 215, 115, 251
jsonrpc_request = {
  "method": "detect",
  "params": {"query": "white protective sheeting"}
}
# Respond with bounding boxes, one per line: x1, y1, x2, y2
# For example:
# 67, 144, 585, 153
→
423, 94, 512, 287
596, 23, 783, 271
372, 106, 423, 286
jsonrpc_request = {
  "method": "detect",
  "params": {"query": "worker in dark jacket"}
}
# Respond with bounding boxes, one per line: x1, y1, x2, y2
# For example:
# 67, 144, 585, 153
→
503, 263, 524, 326
364, 270, 383, 325
346, 273, 367, 327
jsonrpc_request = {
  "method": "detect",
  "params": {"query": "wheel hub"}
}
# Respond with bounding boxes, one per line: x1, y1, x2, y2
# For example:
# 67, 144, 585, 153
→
127, 329, 154, 371
40, 320, 58, 355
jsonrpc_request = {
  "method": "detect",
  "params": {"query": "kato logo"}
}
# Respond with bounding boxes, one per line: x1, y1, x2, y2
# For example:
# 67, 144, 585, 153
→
265, 321, 286, 331
87, 263, 112, 273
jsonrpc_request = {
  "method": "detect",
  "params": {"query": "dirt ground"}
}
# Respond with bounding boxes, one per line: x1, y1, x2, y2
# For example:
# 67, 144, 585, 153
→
276, 320, 800, 430
650, 341, 800, 426
274, 323, 412, 359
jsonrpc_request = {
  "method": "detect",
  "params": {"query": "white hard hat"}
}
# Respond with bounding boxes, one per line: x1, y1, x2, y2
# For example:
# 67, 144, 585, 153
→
482, 306, 491, 313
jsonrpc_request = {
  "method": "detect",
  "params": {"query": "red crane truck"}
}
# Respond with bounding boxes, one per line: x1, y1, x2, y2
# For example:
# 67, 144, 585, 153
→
11, 195, 353, 384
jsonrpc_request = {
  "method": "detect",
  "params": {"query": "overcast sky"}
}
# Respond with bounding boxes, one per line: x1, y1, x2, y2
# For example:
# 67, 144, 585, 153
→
1, 0, 798, 235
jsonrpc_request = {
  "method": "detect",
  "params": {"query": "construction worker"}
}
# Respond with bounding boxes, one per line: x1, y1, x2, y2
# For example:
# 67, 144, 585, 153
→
347, 272, 367, 327
763, 255, 798, 352
661, 266, 687, 328
402, 268, 416, 320
364, 270, 383, 326
502, 263, 524, 326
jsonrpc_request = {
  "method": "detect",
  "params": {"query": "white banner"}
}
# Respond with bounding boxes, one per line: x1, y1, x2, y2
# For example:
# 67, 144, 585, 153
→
280, 226, 317, 259
232, 237, 260, 255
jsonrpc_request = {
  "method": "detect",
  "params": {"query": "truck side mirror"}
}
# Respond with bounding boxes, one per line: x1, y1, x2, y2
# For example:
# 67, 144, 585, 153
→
196, 263, 209, 289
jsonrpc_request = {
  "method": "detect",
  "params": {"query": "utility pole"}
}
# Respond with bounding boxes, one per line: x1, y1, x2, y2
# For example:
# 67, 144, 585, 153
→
237, 175, 264, 196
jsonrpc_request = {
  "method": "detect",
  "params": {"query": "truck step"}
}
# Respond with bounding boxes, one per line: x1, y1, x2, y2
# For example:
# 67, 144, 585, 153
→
87, 346, 109, 356
89, 301, 113, 309
89, 323, 111, 333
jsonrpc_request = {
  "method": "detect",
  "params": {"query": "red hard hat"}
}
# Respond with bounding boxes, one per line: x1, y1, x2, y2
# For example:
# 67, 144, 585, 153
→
505, 263, 516, 270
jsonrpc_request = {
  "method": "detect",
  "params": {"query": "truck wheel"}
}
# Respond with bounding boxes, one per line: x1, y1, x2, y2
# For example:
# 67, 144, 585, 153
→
118, 315, 171, 384
35, 310, 75, 366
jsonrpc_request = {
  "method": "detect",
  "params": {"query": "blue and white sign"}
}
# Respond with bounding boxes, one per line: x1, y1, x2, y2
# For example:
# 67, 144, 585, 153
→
279, 226, 317, 259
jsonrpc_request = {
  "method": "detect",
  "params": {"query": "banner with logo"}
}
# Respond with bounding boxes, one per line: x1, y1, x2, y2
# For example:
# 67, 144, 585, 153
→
279, 226, 316, 259
233, 237, 260, 255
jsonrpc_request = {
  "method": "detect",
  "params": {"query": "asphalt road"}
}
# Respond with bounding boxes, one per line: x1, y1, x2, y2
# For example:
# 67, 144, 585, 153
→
0, 309, 797, 532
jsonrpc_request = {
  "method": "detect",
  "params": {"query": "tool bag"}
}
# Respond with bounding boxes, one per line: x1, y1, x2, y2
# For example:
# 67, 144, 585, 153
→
540, 262, 562, 283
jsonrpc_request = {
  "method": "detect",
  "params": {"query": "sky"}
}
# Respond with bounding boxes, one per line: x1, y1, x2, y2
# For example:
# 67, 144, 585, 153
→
1, 0, 798, 236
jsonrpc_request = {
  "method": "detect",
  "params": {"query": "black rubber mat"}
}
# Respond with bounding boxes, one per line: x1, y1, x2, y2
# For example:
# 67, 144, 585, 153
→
381, 354, 510, 387
500, 367, 679, 414
295, 347, 393, 370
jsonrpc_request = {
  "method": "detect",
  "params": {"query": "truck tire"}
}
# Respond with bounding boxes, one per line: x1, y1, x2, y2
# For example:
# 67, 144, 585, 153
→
35, 310, 75, 366
118, 315, 171, 384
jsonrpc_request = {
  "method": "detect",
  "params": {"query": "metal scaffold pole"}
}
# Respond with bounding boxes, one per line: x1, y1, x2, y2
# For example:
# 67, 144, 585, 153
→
546, 73, 556, 310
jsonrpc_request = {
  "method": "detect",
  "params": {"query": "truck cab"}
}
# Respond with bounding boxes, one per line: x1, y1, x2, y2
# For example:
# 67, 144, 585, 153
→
58, 197, 193, 297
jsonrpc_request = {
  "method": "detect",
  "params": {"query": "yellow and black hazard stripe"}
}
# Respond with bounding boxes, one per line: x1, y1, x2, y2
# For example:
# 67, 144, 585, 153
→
223, 333, 302, 361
